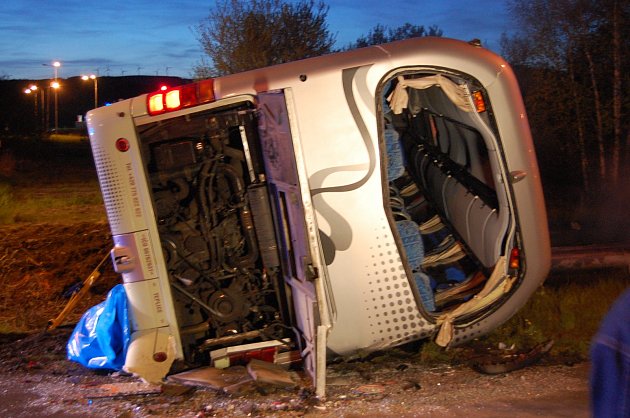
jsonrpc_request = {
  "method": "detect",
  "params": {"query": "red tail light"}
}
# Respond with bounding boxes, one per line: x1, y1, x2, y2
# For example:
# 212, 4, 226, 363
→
148, 93, 164, 113
509, 247, 520, 270
147, 79, 215, 115
472, 90, 486, 113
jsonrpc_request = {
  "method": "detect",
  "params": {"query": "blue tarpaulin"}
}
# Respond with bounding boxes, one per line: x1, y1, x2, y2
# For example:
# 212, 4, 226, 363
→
67, 284, 130, 370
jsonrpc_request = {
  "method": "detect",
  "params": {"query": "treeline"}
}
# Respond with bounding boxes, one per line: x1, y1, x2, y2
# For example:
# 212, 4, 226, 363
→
501, 0, 629, 195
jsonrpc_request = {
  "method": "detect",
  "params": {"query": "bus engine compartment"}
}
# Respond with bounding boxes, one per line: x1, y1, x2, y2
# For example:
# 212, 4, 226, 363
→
136, 100, 296, 367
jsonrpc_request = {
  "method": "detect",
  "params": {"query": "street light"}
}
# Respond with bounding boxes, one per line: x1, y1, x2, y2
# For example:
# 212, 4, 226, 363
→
81, 74, 98, 108
24, 85, 39, 117
42, 61, 61, 78
24, 84, 39, 119
42, 61, 62, 131
52, 61, 60, 79
23, 84, 42, 133
24, 84, 48, 133
51, 80, 60, 131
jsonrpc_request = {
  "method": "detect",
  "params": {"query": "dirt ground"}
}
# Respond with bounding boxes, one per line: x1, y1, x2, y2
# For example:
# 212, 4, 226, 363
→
0, 326, 590, 418
0, 222, 120, 332
0, 221, 592, 417
0, 140, 593, 417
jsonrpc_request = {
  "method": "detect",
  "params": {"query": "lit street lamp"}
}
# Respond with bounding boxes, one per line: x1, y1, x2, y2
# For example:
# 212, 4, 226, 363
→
81, 74, 99, 108
43, 61, 62, 131
52, 62, 61, 131
52, 61, 60, 78
23, 84, 45, 133
23, 85, 39, 117
51, 80, 60, 131
24, 84, 48, 133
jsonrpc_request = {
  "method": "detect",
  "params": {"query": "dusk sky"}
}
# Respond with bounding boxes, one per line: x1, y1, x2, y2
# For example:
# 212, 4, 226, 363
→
1, 0, 513, 80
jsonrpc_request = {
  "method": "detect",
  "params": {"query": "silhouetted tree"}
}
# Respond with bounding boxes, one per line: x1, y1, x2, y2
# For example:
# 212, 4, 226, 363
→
195, 0, 335, 76
502, 0, 630, 192
344, 23, 443, 50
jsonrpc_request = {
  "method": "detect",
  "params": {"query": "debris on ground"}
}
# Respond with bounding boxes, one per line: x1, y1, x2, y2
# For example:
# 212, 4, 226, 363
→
246, 358, 299, 388
86, 382, 162, 401
0, 222, 119, 332
166, 357, 302, 397
0, 322, 590, 417
167, 365, 252, 391
470, 340, 555, 374
354, 383, 386, 395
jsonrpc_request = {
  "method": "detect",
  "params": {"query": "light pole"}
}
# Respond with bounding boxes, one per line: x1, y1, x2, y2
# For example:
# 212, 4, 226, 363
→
24, 84, 40, 134
51, 80, 60, 131
23, 85, 38, 118
52, 61, 60, 131
43, 61, 62, 131
81, 74, 98, 108
52, 61, 60, 78
24, 84, 47, 133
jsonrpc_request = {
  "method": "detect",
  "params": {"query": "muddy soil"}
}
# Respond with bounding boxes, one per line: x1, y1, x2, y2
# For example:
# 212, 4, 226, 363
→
0, 222, 119, 332
0, 140, 592, 417
0, 221, 592, 417
0, 326, 590, 418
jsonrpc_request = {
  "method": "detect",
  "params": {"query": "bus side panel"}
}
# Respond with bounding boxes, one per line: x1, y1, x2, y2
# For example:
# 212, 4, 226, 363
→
257, 91, 325, 393
282, 65, 437, 354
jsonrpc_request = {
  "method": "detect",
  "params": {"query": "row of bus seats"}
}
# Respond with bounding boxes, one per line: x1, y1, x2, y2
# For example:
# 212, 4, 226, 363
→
385, 105, 509, 312
412, 143, 505, 268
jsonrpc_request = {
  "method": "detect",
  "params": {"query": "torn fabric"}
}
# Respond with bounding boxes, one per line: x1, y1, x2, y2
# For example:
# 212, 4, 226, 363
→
387, 75, 473, 114
435, 257, 514, 347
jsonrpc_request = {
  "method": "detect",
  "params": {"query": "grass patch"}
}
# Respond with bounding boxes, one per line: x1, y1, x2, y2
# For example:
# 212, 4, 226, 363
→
420, 268, 630, 363
0, 181, 105, 225
481, 274, 628, 357
0, 139, 105, 224
66, 192, 103, 206
10, 190, 105, 224
0, 181, 15, 223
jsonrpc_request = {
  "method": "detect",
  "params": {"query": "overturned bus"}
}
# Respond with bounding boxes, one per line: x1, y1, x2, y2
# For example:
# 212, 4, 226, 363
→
86, 37, 550, 397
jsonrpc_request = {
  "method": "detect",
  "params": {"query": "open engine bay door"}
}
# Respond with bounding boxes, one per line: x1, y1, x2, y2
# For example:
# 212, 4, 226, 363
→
257, 90, 331, 397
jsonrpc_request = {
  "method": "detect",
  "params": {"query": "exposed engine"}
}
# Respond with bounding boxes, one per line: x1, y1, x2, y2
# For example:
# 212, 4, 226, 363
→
138, 104, 288, 364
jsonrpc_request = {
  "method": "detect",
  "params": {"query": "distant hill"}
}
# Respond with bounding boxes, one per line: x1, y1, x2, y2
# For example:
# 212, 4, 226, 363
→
0, 75, 191, 136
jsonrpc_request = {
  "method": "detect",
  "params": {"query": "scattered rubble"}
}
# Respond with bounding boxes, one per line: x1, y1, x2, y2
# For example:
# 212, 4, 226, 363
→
0, 222, 590, 417
0, 322, 591, 417
470, 340, 555, 375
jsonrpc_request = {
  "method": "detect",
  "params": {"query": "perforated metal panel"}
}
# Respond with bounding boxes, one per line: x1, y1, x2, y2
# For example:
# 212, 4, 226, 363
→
92, 142, 126, 230
88, 102, 148, 236
363, 223, 434, 347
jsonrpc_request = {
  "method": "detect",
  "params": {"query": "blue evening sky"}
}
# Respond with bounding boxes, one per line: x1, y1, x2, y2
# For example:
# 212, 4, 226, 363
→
1, 0, 512, 80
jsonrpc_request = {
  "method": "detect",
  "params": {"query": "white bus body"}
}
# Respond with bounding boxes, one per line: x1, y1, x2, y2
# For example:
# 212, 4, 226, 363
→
87, 37, 550, 397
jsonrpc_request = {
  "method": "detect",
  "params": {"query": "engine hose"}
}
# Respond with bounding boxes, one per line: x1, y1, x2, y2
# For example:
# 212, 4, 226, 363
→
216, 163, 259, 267
163, 239, 221, 289
171, 280, 224, 318
238, 205, 260, 266
197, 158, 221, 271
216, 162, 245, 198
179, 321, 210, 336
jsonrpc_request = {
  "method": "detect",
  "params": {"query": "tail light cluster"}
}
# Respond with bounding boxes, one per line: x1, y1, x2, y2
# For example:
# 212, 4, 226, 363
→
509, 247, 520, 271
472, 90, 487, 113
147, 79, 215, 115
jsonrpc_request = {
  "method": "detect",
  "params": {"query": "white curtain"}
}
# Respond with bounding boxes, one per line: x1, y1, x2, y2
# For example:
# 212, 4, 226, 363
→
387, 75, 473, 114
